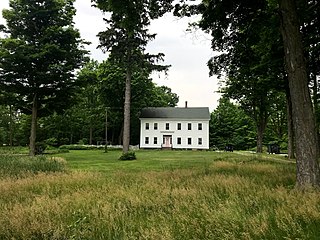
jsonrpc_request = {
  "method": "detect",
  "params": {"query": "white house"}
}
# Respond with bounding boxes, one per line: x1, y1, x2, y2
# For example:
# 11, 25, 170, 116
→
139, 107, 210, 150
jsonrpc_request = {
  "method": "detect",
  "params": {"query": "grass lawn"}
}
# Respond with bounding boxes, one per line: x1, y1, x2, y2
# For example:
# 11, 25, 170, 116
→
0, 149, 319, 239
55, 149, 243, 172
55, 149, 291, 172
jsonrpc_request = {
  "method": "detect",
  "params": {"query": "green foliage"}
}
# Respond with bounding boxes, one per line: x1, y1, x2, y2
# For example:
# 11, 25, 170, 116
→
94, 0, 172, 72
0, 0, 88, 115
97, 60, 179, 145
32, 59, 179, 147
59, 145, 105, 151
0, 155, 66, 178
0, 0, 88, 155
264, 93, 288, 146
94, 0, 173, 153
119, 151, 136, 161
210, 98, 256, 150
98, 60, 178, 110
44, 137, 58, 147
175, 1, 287, 153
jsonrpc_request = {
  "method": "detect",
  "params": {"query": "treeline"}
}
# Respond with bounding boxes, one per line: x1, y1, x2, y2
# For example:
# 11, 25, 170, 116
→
0, 60, 179, 147
0, 92, 289, 152
0, 0, 177, 152
210, 97, 287, 152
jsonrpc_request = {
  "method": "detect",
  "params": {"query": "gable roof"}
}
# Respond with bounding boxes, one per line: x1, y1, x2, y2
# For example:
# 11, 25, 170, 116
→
140, 107, 210, 120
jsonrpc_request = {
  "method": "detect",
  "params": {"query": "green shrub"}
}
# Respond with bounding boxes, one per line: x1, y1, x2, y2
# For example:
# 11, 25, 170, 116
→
78, 139, 88, 145
44, 137, 58, 147
59, 145, 104, 150
119, 151, 136, 161
59, 145, 124, 151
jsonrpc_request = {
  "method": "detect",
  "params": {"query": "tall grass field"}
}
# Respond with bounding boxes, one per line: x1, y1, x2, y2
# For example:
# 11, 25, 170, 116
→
0, 149, 319, 239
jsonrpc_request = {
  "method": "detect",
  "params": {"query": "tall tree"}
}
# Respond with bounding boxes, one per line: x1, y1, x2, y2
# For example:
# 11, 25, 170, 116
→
279, 0, 320, 187
0, 0, 88, 155
93, 0, 172, 154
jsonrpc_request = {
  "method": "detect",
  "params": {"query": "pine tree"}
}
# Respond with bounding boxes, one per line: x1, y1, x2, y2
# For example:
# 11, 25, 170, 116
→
0, 0, 88, 155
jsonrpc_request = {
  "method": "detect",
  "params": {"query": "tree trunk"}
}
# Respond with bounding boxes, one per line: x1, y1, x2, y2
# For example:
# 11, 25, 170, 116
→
70, 133, 73, 144
122, 68, 131, 153
29, 95, 38, 156
256, 127, 263, 153
9, 105, 13, 146
285, 86, 295, 159
256, 115, 267, 153
279, 0, 320, 187
312, 74, 320, 158
105, 108, 108, 152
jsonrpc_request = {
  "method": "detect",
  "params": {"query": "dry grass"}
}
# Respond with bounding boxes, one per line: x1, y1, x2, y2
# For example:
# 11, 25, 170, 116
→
0, 152, 319, 239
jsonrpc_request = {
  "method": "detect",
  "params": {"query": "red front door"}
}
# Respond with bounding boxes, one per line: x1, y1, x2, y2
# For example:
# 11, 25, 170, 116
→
163, 135, 172, 148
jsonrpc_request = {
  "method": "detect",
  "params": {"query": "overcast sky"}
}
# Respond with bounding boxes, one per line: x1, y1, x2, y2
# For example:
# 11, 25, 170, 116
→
0, 0, 221, 111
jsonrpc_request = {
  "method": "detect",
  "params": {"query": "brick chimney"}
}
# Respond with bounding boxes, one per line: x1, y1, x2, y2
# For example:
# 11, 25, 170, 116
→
185, 101, 188, 108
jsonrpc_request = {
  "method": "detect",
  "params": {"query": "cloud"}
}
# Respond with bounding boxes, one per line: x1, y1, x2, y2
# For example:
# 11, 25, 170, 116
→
147, 14, 220, 110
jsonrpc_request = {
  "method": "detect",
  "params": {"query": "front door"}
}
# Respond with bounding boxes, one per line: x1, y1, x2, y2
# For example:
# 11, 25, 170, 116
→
163, 135, 172, 148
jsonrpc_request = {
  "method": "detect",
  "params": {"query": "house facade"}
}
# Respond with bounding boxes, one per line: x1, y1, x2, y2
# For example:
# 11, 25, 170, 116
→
139, 107, 210, 150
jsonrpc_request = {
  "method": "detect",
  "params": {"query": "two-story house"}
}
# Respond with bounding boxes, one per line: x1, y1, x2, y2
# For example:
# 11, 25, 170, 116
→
139, 107, 210, 150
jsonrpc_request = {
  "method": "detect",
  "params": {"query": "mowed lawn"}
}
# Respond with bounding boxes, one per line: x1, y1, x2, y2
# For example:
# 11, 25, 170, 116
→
56, 149, 247, 172
0, 149, 320, 239
55, 149, 290, 172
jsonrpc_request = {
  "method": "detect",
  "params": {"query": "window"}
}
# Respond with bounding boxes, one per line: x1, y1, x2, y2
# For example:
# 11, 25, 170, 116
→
145, 137, 149, 144
166, 123, 170, 130
188, 123, 192, 130
188, 138, 192, 145
198, 138, 202, 145
145, 123, 149, 130
154, 137, 157, 144
177, 123, 181, 130
177, 137, 181, 145
154, 123, 158, 130
198, 123, 202, 130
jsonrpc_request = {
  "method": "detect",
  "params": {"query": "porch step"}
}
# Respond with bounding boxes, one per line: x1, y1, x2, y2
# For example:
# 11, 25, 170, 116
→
161, 147, 172, 150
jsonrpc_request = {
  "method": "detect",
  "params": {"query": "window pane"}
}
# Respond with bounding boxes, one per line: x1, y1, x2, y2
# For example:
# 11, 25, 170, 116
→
154, 123, 158, 130
177, 123, 181, 130
198, 123, 202, 130
166, 123, 169, 130
145, 137, 149, 144
177, 137, 181, 144
188, 123, 192, 130
154, 137, 157, 144
188, 138, 192, 145
145, 123, 149, 130
198, 138, 202, 145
